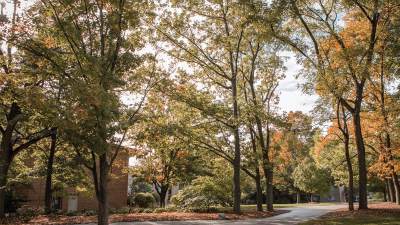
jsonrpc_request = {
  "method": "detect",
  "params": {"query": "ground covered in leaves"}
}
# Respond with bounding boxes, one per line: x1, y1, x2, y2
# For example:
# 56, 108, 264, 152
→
300, 202, 400, 225
0, 209, 285, 225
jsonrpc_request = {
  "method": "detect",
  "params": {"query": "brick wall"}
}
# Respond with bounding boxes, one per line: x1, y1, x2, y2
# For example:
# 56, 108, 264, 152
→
15, 148, 131, 212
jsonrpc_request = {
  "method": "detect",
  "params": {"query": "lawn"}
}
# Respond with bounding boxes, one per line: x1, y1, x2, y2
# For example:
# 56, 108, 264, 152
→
217, 202, 338, 212
300, 202, 400, 225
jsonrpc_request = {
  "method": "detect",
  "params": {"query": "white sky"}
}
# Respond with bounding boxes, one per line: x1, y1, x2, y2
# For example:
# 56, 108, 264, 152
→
278, 56, 318, 113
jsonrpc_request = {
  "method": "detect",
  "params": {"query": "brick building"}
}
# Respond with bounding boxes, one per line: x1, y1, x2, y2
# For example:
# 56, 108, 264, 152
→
14, 149, 131, 212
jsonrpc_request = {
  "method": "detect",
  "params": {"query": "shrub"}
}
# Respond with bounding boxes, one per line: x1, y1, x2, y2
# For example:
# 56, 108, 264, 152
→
16, 207, 43, 216
133, 192, 156, 208
142, 208, 154, 213
153, 206, 177, 213
171, 176, 232, 210
110, 207, 130, 214
83, 210, 97, 216
66, 211, 78, 216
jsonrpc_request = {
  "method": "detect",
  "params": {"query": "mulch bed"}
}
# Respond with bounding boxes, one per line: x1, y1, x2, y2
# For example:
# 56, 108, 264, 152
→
0, 210, 287, 225
319, 202, 400, 219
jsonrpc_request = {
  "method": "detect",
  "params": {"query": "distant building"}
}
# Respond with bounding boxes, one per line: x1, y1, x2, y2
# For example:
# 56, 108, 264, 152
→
320, 186, 346, 202
14, 149, 131, 212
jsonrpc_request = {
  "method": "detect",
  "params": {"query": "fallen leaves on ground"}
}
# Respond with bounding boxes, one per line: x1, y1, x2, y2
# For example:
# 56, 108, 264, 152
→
320, 202, 400, 219
1, 209, 286, 225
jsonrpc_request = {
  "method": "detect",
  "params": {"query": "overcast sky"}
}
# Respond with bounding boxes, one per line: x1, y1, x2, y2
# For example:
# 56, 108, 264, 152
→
278, 55, 318, 113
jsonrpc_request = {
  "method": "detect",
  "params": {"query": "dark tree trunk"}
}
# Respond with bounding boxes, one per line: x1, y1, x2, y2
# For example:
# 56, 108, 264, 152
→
248, 127, 263, 212
385, 179, 391, 202
392, 173, 400, 204
383, 186, 387, 202
344, 138, 354, 211
337, 103, 354, 211
255, 170, 263, 212
159, 186, 168, 208
45, 130, 57, 214
97, 154, 109, 225
385, 135, 400, 205
388, 179, 396, 203
0, 103, 22, 217
232, 145, 241, 214
0, 161, 10, 218
260, 123, 273, 212
231, 77, 241, 214
352, 106, 368, 209
265, 168, 273, 211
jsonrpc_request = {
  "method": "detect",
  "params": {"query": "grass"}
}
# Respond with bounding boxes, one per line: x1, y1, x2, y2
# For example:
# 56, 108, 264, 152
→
300, 214, 400, 225
299, 202, 400, 225
217, 202, 338, 212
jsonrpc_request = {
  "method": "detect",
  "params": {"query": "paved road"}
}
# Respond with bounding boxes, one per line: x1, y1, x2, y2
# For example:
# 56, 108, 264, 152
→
85, 204, 345, 225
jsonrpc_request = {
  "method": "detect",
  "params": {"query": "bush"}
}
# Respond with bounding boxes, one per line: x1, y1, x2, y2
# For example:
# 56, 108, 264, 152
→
153, 206, 177, 213
142, 208, 154, 213
66, 211, 78, 216
171, 176, 232, 210
109, 207, 130, 214
83, 210, 97, 216
129, 208, 144, 213
16, 207, 43, 217
183, 207, 219, 213
133, 192, 156, 208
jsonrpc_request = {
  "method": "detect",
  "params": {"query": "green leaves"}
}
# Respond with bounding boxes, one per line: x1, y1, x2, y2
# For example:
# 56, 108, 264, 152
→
292, 157, 331, 196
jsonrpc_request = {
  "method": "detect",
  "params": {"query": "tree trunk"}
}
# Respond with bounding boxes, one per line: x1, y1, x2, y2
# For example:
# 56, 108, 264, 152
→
159, 186, 168, 208
265, 168, 273, 211
296, 192, 301, 204
232, 77, 241, 214
343, 138, 354, 211
392, 173, 400, 205
383, 187, 387, 202
388, 178, 395, 203
352, 108, 368, 209
0, 161, 10, 218
232, 148, 241, 214
254, 170, 263, 212
45, 130, 57, 214
0, 103, 52, 218
0, 132, 12, 218
248, 127, 263, 212
261, 123, 273, 212
97, 154, 109, 225
386, 137, 400, 205
385, 179, 391, 202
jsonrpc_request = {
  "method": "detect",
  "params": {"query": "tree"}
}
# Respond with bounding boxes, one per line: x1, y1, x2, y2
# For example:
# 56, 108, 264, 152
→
292, 157, 331, 202
273, 111, 316, 202
17, 1, 156, 223
263, 0, 394, 209
171, 159, 234, 211
133, 95, 207, 207
241, 36, 285, 211
155, 0, 253, 213
363, 24, 400, 204
0, 1, 57, 217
